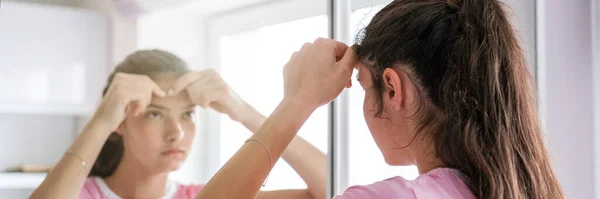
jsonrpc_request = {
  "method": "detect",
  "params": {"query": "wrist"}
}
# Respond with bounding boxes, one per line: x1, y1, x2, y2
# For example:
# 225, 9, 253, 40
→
235, 102, 260, 123
279, 97, 319, 120
82, 118, 115, 139
281, 97, 319, 113
89, 103, 124, 135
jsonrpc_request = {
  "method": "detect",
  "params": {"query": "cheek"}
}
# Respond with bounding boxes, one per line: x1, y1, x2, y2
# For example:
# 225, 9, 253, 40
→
180, 120, 196, 146
362, 91, 392, 148
125, 118, 166, 148
362, 91, 377, 128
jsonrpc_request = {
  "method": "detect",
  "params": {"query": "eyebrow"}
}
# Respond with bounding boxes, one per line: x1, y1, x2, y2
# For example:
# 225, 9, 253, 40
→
147, 104, 196, 111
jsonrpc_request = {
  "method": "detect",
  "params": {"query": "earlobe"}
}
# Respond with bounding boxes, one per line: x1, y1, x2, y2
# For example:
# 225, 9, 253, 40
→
382, 68, 403, 112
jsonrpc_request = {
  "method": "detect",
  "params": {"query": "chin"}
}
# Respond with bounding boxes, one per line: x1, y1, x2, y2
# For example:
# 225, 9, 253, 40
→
154, 159, 185, 172
167, 160, 185, 171
382, 152, 412, 166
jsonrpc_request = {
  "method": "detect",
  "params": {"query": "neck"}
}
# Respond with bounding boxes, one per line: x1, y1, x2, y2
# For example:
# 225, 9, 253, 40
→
415, 157, 442, 174
409, 134, 443, 175
104, 154, 169, 199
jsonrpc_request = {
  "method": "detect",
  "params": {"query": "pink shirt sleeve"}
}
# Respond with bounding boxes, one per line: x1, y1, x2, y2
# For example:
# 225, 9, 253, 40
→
79, 177, 105, 199
333, 168, 476, 199
173, 184, 204, 199
77, 177, 203, 199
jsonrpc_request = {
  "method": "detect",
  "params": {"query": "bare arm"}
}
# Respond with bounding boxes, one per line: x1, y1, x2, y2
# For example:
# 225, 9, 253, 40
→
30, 120, 111, 199
169, 69, 327, 199
196, 99, 317, 199
30, 73, 166, 199
239, 105, 326, 199
184, 38, 357, 199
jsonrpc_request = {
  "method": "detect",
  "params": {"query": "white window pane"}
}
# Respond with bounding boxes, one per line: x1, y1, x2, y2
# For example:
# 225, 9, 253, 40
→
348, 5, 419, 187
219, 15, 328, 190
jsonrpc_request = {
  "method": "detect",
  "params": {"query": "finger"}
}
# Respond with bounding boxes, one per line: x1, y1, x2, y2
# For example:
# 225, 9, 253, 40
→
133, 102, 142, 116
300, 42, 313, 52
170, 72, 203, 96
127, 102, 139, 116
148, 83, 166, 97
324, 39, 349, 60
132, 76, 166, 97
192, 90, 209, 108
125, 103, 133, 116
190, 80, 220, 108
201, 91, 223, 108
337, 47, 358, 71
135, 96, 151, 116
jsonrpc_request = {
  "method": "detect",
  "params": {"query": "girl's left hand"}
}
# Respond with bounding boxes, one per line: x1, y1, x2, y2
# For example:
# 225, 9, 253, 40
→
169, 69, 253, 122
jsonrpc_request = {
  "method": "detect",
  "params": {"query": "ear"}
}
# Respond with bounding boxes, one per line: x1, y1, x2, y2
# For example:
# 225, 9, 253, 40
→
382, 68, 404, 112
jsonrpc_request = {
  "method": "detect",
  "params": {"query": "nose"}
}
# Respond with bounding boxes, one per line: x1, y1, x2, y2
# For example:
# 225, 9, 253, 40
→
165, 118, 185, 143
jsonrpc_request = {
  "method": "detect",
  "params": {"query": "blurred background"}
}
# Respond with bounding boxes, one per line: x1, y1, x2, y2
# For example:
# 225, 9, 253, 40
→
0, 0, 596, 198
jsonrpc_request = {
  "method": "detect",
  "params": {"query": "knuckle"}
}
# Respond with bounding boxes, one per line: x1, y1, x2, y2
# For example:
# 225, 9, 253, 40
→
315, 37, 326, 44
140, 75, 152, 82
114, 72, 125, 80
302, 42, 312, 48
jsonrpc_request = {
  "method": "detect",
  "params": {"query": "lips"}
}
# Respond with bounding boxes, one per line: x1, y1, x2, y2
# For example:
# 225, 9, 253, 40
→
162, 148, 185, 155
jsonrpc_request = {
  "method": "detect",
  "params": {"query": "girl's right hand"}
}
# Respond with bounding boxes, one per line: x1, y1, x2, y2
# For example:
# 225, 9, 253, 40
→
282, 38, 357, 109
92, 73, 166, 132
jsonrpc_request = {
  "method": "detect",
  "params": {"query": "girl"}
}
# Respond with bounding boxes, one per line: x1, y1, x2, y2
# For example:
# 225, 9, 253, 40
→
31, 50, 326, 199
195, 0, 565, 198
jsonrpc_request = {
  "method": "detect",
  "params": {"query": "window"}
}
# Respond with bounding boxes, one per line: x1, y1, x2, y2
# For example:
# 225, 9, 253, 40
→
208, 0, 328, 190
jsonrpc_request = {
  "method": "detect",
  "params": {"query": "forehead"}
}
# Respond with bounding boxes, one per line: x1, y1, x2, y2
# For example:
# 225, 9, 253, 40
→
150, 75, 194, 109
357, 62, 368, 76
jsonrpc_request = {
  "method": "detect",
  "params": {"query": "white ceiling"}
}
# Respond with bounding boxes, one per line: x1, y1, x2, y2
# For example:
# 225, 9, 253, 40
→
133, 0, 278, 17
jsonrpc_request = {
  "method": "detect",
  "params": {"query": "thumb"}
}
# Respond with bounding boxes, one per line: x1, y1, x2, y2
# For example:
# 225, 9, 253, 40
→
170, 72, 202, 96
337, 47, 358, 72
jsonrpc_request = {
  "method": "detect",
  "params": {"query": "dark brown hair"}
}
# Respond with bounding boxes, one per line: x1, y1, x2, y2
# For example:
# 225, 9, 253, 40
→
355, 0, 564, 198
89, 49, 190, 177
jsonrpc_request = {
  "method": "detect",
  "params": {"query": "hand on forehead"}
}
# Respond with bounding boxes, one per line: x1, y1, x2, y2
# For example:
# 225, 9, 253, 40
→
149, 75, 194, 107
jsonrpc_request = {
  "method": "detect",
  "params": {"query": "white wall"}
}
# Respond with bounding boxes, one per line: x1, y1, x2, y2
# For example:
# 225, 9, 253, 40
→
594, 0, 600, 198
9, 0, 77, 7
541, 0, 594, 198
76, 0, 139, 68
506, 0, 536, 74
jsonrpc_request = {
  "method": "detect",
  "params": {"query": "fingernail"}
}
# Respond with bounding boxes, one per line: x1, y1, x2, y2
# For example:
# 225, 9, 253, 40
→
166, 89, 173, 96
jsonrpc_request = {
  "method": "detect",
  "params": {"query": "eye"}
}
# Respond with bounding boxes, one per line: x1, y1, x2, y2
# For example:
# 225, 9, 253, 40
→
183, 111, 196, 120
144, 111, 163, 119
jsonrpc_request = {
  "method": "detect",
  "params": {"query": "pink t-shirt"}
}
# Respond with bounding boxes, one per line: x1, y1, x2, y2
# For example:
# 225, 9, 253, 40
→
78, 177, 203, 199
334, 168, 476, 199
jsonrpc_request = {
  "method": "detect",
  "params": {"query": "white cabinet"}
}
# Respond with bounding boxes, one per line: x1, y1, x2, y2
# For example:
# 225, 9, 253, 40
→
0, 1, 109, 116
0, 1, 109, 192
0, 173, 46, 189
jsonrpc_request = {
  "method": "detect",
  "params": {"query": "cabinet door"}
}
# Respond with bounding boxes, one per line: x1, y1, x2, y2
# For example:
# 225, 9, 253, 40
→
0, 2, 108, 115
